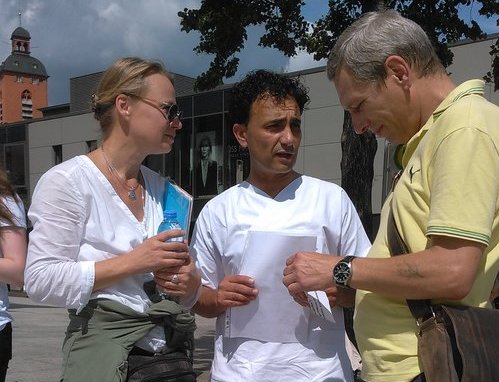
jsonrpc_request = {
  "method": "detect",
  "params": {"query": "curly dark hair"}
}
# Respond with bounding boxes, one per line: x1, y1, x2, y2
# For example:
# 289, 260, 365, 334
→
229, 70, 310, 125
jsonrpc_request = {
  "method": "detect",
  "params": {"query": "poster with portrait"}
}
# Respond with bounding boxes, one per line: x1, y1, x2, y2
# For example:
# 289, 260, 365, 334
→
194, 131, 221, 197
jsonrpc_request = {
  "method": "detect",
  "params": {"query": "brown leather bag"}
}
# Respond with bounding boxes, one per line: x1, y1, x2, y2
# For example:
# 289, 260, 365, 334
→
387, 209, 499, 382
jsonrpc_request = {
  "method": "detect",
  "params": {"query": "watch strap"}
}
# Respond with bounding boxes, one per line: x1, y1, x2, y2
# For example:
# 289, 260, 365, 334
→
342, 255, 356, 264
333, 255, 356, 287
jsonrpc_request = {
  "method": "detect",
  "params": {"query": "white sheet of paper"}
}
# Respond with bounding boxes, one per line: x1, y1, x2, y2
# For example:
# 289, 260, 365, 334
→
307, 290, 335, 322
226, 231, 317, 343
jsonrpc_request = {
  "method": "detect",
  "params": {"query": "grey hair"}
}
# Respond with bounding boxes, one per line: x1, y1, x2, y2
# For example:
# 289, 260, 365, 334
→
327, 9, 444, 84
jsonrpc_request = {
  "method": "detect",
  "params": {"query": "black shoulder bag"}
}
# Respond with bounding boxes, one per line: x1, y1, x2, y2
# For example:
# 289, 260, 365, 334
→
125, 319, 197, 382
387, 208, 499, 382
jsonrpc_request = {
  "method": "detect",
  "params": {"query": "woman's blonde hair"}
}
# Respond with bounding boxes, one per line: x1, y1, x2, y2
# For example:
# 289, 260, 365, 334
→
91, 57, 173, 135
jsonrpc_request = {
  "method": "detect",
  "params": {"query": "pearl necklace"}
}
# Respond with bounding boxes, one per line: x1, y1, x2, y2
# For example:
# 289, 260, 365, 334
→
101, 146, 141, 201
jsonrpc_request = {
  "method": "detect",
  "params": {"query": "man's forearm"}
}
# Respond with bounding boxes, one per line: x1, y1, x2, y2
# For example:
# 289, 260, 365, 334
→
349, 240, 483, 300
192, 286, 226, 318
285, 237, 484, 301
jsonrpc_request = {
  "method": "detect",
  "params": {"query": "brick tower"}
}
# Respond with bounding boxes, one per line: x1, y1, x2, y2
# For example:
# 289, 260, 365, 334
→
0, 23, 48, 123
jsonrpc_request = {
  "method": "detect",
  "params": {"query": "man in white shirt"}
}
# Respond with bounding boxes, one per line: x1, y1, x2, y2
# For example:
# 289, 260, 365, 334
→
190, 70, 371, 382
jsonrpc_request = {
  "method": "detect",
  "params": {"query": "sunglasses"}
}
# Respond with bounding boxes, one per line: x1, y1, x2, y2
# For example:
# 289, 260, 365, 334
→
126, 93, 183, 122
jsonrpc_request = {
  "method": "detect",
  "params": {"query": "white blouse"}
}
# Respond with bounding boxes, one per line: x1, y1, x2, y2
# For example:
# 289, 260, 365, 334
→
25, 155, 165, 314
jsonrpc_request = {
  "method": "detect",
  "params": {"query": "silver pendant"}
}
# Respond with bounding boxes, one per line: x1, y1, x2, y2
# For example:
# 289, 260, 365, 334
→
128, 189, 137, 201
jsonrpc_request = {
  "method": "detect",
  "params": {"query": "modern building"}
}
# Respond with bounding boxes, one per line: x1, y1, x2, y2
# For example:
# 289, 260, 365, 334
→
1, 26, 497, 234
24, 66, 390, 235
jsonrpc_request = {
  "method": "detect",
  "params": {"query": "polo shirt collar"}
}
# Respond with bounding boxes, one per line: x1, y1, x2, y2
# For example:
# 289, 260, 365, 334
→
401, 79, 485, 168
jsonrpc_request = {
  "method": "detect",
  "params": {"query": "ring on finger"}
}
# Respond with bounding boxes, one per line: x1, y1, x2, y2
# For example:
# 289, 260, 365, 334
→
171, 274, 179, 285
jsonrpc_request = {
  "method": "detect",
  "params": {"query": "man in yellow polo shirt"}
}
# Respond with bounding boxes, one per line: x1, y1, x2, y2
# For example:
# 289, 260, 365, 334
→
283, 9, 499, 382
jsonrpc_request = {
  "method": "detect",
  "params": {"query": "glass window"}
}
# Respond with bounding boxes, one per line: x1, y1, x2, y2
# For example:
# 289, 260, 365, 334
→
6, 124, 25, 143
223, 89, 232, 111
21, 90, 33, 119
162, 150, 176, 181
5, 143, 25, 187
53, 145, 62, 165
225, 113, 250, 186
142, 119, 192, 194
144, 154, 165, 176
86, 140, 98, 152
193, 114, 223, 197
193, 91, 223, 116
177, 96, 192, 119
177, 118, 193, 194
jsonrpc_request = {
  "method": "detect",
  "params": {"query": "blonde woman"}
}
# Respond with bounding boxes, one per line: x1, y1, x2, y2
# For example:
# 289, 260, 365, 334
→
25, 57, 201, 381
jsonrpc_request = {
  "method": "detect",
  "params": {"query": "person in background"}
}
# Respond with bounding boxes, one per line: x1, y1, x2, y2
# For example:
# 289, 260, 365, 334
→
24, 57, 201, 382
190, 69, 371, 381
283, 10, 499, 382
0, 166, 27, 382
195, 135, 218, 196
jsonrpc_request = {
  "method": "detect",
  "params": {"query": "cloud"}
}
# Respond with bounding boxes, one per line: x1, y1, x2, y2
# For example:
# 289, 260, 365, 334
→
285, 49, 326, 73
0, 0, 290, 103
1, 0, 213, 105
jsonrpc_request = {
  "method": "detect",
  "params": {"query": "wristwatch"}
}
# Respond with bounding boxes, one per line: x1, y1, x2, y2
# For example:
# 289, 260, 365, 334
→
333, 255, 356, 288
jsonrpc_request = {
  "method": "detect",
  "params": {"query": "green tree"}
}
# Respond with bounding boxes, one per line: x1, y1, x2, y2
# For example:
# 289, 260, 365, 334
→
179, 0, 498, 238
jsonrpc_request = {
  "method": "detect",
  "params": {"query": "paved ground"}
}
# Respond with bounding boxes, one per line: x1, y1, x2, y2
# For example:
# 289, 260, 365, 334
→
7, 294, 215, 382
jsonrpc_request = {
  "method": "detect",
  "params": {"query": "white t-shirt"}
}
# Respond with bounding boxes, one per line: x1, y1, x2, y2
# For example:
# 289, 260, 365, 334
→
0, 194, 27, 330
25, 155, 167, 350
190, 176, 371, 382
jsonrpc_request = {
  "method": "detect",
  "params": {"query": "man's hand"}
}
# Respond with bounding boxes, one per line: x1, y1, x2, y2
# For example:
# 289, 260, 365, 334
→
325, 286, 356, 308
193, 275, 258, 318
283, 252, 339, 300
217, 275, 258, 308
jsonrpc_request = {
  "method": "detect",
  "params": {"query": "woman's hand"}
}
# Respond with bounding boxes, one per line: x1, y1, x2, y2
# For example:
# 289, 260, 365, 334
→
130, 230, 190, 273
93, 230, 189, 291
153, 256, 201, 300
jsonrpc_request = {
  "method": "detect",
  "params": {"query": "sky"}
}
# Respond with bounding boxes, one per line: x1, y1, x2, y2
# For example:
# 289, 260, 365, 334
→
0, 0, 497, 106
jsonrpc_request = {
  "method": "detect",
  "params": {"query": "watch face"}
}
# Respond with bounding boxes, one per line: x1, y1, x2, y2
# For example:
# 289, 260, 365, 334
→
334, 262, 351, 284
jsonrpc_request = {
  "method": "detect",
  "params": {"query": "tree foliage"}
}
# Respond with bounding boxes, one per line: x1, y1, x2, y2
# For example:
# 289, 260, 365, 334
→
179, 0, 498, 91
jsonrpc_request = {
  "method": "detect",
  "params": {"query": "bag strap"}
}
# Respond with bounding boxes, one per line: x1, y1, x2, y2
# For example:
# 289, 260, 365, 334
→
387, 206, 435, 321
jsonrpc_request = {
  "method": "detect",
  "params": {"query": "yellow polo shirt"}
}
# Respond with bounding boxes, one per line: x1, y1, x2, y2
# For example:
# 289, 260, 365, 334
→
355, 80, 499, 382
